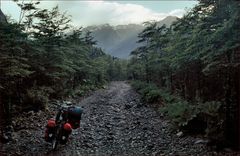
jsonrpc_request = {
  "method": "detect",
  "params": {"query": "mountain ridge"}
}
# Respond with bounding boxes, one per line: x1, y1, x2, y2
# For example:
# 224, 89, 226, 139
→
84, 16, 178, 58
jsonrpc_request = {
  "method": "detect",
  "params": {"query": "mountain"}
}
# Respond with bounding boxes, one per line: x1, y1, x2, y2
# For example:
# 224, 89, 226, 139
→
0, 9, 7, 23
83, 16, 178, 58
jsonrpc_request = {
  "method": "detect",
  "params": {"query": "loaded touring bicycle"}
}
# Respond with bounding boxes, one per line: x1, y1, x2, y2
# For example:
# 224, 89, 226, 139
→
44, 103, 83, 150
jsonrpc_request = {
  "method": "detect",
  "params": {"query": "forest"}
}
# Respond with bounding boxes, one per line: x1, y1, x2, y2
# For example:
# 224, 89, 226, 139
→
0, 1, 126, 127
0, 0, 240, 154
128, 0, 240, 149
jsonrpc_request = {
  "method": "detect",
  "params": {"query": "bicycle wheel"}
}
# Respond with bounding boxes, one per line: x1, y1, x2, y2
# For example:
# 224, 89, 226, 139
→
52, 137, 58, 150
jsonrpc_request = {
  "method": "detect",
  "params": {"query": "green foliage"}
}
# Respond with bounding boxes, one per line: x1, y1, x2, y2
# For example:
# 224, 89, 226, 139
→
25, 86, 53, 110
131, 81, 199, 127
130, 80, 148, 91
131, 81, 162, 103
145, 90, 161, 103
0, 1, 127, 117
201, 101, 222, 117
128, 0, 240, 146
159, 90, 181, 104
161, 100, 197, 127
160, 93, 224, 140
139, 84, 158, 97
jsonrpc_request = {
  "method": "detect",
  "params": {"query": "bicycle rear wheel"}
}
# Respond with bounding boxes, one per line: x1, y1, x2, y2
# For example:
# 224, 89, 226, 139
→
52, 126, 60, 150
52, 138, 58, 150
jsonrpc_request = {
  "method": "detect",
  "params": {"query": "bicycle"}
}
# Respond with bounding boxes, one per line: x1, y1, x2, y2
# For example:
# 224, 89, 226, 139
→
45, 102, 83, 150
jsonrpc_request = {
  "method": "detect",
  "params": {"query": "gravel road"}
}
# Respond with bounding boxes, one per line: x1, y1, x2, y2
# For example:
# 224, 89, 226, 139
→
0, 81, 236, 156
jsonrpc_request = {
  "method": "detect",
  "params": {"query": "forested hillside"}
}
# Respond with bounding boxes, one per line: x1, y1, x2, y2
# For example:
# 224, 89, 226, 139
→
0, 1, 126, 127
83, 16, 177, 58
127, 0, 240, 149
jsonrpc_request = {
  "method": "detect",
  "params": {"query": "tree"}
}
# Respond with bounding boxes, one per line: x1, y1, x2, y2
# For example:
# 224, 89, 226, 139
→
127, 0, 240, 148
84, 30, 97, 46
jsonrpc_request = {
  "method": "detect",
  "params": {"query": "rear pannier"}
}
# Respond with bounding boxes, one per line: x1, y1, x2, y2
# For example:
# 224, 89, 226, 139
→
45, 119, 56, 142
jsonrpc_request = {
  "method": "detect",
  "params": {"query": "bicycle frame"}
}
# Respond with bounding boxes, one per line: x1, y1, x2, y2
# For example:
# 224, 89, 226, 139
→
51, 106, 68, 150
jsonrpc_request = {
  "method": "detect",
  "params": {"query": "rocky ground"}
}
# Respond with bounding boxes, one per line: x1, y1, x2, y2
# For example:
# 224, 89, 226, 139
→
0, 81, 239, 156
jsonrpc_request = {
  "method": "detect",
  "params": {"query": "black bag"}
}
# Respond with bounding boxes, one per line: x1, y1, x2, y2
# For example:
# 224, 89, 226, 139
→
67, 106, 83, 129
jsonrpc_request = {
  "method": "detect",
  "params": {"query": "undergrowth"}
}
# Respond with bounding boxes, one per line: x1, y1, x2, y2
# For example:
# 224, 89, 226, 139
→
130, 80, 225, 143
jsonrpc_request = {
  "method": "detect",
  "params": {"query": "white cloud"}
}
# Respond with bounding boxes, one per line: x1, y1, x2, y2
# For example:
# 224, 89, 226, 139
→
169, 9, 186, 17
2, 1, 187, 26
55, 1, 186, 26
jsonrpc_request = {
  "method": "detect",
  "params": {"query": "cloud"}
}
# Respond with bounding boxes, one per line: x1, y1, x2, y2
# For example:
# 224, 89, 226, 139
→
169, 9, 186, 17
3, 1, 187, 27
84, 1, 167, 25
52, 1, 186, 27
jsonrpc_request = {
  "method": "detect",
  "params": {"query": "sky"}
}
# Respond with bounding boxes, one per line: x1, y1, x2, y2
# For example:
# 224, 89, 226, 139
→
1, 1, 198, 27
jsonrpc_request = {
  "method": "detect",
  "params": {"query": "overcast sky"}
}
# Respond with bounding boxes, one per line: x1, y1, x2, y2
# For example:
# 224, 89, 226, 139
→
2, 1, 198, 27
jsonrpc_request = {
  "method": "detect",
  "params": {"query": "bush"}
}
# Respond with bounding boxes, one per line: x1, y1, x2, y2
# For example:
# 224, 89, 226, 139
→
131, 80, 224, 141
145, 90, 161, 103
159, 89, 181, 104
24, 86, 53, 111
161, 100, 199, 127
70, 81, 100, 97
161, 97, 224, 138
200, 101, 225, 142
131, 81, 162, 103
131, 80, 148, 91
200, 101, 222, 117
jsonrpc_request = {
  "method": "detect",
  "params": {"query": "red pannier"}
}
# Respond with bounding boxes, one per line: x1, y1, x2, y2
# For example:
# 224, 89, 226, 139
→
67, 106, 83, 129
60, 123, 72, 144
45, 119, 56, 142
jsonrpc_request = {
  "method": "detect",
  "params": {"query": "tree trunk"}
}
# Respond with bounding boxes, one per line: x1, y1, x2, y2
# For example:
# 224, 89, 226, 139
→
236, 68, 240, 149
225, 70, 232, 146
0, 94, 3, 131
170, 72, 174, 93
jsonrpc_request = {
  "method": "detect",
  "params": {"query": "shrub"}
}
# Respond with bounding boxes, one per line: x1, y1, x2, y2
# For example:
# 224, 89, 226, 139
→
161, 100, 199, 127
161, 98, 224, 139
200, 101, 222, 116
131, 80, 224, 142
71, 82, 99, 97
159, 89, 181, 104
130, 80, 148, 91
145, 89, 161, 103
131, 81, 162, 103
25, 86, 53, 111
200, 101, 225, 142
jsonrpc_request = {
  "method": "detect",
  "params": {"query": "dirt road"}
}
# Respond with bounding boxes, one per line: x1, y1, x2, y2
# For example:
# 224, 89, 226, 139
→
1, 81, 225, 155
